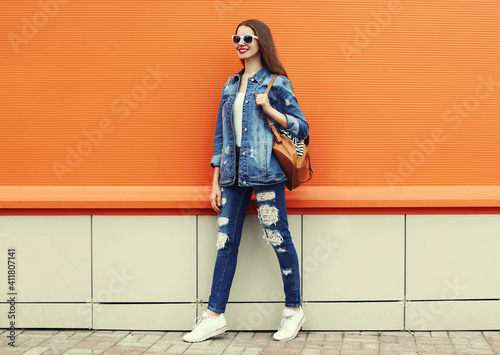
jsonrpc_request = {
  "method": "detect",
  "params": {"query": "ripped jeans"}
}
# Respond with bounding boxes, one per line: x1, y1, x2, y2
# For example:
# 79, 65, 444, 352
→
207, 181, 301, 314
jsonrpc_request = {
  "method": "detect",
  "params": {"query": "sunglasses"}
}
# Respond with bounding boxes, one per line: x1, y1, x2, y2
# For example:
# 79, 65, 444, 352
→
232, 35, 259, 44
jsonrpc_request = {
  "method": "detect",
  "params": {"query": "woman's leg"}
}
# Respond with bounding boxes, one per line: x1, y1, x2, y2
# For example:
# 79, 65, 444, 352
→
207, 184, 253, 314
253, 181, 305, 341
183, 183, 252, 343
253, 181, 301, 308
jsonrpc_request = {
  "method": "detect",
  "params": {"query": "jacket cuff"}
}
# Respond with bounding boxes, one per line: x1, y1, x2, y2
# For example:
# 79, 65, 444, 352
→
283, 114, 300, 137
210, 155, 221, 168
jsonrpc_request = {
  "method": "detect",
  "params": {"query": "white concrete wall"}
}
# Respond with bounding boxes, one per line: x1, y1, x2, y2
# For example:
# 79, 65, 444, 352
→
0, 214, 499, 331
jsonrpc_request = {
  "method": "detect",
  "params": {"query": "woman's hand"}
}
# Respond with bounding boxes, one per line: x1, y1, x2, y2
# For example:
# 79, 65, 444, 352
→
255, 94, 289, 128
210, 183, 221, 214
255, 93, 272, 114
210, 166, 222, 214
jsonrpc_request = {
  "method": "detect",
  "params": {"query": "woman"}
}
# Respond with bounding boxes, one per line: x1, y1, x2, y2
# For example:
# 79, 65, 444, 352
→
183, 19, 309, 343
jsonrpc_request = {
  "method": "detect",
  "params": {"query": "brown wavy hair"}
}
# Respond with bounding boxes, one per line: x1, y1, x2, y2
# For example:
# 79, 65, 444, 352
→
236, 19, 288, 78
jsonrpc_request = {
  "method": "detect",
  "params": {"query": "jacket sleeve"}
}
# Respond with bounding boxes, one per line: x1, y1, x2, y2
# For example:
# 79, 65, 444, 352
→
276, 77, 309, 140
210, 85, 225, 168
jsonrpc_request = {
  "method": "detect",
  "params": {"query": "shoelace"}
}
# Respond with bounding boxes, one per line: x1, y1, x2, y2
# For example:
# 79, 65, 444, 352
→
191, 314, 209, 330
278, 314, 293, 332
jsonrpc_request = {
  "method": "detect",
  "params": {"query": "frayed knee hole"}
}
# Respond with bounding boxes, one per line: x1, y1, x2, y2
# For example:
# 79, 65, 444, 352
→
263, 229, 283, 246
256, 191, 276, 202
258, 205, 279, 226
217, 216, 229, 227
216, 232, 228, 250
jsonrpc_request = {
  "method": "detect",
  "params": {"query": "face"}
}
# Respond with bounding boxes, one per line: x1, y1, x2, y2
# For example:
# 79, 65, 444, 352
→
234, 25, 260, 61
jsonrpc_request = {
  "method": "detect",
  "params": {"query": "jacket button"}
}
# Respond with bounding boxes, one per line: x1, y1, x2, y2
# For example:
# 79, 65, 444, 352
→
251, 78, 255, 81
244, 128, 248, 132
245, 100, 249, 104
242, 181, 247, 185
242, 152, 246, 156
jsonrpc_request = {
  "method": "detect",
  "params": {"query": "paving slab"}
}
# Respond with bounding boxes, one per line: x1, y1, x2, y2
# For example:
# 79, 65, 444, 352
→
2, 330, 500, 354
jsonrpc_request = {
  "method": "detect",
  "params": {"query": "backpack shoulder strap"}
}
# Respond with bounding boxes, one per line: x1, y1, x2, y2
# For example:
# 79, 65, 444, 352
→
264, 75, 281, 143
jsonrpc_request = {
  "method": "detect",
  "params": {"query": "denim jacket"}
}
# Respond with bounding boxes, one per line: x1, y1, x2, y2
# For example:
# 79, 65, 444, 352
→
211, 66, 309, 187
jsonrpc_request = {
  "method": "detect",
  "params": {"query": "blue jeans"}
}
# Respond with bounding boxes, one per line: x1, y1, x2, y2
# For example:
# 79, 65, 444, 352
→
207, 180, 302, 313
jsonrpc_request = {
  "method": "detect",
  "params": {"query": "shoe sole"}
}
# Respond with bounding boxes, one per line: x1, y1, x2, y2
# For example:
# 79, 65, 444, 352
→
273, 314, 306, 341
183, 325, 228, 343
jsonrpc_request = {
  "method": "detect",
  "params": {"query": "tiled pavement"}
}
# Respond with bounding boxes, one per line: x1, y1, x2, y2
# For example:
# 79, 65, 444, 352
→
1, 329, 500, 354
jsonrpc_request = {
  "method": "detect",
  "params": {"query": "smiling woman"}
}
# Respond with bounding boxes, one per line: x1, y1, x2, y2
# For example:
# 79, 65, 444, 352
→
182, 18, 309, 343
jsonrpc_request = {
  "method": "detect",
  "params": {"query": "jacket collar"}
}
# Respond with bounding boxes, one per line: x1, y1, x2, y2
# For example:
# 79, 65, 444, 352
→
230, 66, 273, 85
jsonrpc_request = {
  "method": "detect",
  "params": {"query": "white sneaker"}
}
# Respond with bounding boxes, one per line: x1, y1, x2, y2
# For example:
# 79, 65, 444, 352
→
182, 311, 228, 343
273, 307, 305, 341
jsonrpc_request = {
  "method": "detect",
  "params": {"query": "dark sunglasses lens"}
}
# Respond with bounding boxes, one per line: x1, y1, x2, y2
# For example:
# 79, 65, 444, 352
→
232, 36, 240, 44
243, 35, 253, 44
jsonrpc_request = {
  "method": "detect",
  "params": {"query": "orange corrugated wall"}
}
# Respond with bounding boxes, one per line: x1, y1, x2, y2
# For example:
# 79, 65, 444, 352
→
1, 0, 499, 188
